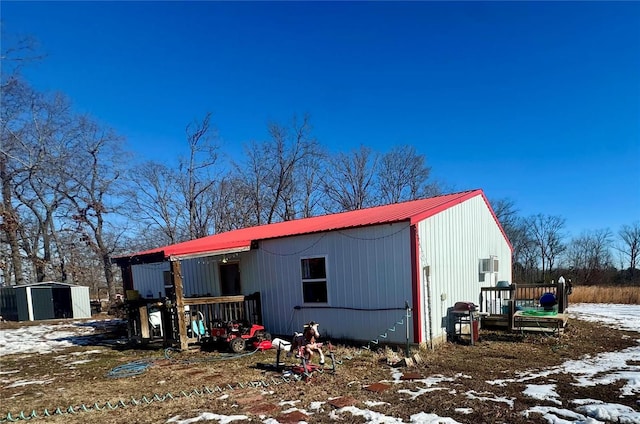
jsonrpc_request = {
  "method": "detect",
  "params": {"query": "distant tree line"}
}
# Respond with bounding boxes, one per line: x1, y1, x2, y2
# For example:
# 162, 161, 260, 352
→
1, 36, 638, 299
491, 198, 640, 286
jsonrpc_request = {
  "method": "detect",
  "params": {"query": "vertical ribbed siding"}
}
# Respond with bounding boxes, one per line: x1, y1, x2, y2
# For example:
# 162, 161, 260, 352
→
132, 262, 169, 298
70, 286, 91, 318
181, 257, 219, 297
248, 222, 413, 343
417, 195, 512, 343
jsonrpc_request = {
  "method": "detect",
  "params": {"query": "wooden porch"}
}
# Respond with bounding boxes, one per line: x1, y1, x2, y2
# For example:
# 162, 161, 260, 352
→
122, 260, 262, 350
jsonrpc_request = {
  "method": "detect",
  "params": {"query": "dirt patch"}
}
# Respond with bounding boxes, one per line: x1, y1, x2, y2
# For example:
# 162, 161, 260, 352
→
328, 396, 359, 408
0, 317, 638, 423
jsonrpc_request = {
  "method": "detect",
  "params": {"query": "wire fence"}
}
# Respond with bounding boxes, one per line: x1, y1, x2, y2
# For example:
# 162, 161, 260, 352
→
1, 310, 413, 422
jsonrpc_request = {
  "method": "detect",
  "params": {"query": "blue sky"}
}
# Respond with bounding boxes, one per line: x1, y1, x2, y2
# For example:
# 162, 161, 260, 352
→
2, 1, 639, 238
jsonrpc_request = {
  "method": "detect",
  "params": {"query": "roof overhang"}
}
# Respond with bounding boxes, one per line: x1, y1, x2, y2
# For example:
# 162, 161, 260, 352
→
168, 245, 251, 262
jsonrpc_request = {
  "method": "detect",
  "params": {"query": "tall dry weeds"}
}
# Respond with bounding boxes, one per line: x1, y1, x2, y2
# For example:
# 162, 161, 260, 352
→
570, 286, 640, 304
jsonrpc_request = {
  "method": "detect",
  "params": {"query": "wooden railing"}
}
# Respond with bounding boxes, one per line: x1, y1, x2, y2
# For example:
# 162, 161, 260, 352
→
125, 292, 262, 348
479, 282, 569, 330
184, 292, 262, 328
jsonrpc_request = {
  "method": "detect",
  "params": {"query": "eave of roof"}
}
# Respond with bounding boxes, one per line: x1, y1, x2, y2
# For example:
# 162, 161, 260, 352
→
12, 281, 82, 288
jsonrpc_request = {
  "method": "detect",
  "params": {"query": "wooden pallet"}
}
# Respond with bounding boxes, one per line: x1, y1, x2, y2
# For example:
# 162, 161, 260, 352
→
513, 312, 568, 335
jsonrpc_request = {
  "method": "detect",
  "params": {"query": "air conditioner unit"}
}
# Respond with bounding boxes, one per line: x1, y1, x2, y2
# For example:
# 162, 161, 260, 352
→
480, 258, 499, 273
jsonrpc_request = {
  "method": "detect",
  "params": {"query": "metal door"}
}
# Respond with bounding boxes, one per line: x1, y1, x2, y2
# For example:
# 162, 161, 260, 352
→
31, 287, 55, 320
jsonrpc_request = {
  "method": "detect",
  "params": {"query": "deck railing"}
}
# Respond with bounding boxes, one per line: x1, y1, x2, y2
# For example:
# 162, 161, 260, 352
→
184, 292, 262, 328
479, 282, 569, 330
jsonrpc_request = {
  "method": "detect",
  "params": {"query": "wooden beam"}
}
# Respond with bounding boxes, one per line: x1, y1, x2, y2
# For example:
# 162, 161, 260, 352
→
172, 260, 189, 351
138, 305, 150, 339
182, 295, 245, 306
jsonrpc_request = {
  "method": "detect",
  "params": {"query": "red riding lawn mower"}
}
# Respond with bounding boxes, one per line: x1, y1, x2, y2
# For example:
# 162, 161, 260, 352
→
209, 320, 272, 353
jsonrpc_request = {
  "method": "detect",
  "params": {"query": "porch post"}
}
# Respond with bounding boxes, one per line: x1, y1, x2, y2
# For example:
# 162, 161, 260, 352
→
171, 259, 189, 350
556, 281, 566, 313
121, 264, 135, 339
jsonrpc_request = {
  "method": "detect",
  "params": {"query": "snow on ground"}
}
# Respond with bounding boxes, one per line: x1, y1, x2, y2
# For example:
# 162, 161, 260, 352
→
1, 305, 639, 423
0, 319, 125, 356
523, 384, 562, 406
236, 303, 640, 424
567, 303, 640, 333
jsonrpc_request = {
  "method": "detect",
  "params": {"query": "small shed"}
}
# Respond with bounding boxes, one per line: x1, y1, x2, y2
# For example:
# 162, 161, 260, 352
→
0, 282, 91, 321
115, 189, 512, 349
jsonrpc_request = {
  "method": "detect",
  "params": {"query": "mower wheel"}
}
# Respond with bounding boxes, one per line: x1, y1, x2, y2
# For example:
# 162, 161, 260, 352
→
230, 337, 246, 353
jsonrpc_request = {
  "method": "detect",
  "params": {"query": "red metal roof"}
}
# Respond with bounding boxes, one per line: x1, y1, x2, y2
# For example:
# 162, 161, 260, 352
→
123, 189, 506, 261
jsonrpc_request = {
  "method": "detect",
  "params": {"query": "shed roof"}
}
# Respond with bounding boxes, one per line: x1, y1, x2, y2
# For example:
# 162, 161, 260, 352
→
13, 281, 84, 289
118, 189, 507, 263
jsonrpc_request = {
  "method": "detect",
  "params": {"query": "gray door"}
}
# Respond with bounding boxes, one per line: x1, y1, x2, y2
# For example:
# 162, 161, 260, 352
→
31, 288, 55, 320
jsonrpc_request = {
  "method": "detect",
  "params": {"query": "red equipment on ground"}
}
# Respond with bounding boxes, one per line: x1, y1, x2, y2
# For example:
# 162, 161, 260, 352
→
209, 320, 272, 353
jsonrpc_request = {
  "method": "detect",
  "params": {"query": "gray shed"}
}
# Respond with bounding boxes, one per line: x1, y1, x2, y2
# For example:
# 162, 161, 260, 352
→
0, 282, 91, 321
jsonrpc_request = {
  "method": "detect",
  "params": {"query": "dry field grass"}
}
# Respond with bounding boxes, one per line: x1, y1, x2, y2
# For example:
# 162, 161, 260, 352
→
570, 285, 640, 304
1, 312, 638, 424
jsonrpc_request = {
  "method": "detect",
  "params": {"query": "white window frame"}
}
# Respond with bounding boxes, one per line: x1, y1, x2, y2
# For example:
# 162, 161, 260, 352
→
300, 255, 329, 305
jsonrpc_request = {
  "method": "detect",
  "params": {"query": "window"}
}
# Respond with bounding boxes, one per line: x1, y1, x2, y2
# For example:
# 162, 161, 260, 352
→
301, 257, 328, 303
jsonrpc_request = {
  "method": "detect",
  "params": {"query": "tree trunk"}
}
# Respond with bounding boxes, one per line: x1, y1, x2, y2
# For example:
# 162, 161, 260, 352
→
0, 159, 24, 285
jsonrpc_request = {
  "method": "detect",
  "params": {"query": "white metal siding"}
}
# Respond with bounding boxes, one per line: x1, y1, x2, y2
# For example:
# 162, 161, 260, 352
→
242, 222, 413, 344
132, 262, 169, 298
416, 195, 512, 343
131, 256, 249, 299
70, 286, 91, 319
181, 257, 219, 297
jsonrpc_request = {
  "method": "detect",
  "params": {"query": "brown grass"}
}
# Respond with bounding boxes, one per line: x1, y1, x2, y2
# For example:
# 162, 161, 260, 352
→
570, 285, 640, 304
1, 316, 638, 424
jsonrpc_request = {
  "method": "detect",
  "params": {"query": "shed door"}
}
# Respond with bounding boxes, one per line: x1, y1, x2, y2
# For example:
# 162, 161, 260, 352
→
220, 263, 241, 296
52, 287, 72, 318
31, 288, 55, 320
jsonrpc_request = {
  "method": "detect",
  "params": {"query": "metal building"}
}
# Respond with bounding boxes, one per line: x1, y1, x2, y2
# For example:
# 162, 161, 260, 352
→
115, 189, 512, 349
0, 282, 91, 321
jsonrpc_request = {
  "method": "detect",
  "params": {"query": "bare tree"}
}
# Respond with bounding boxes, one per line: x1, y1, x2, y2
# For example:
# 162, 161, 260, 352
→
490, 198, 540, 283
59, 116, 127, 299
296, 145, 325, 218
235, 141, 269, 226
565, 229, 613, 284
12, 92, 77, 282
127, 161, 185, 245
1, 33, 51, 285
266, 115, 321, 222
322, 145, 378, 212
377, 145, 432, 203
235, 114, 321, 224
618, 222, 640, 280
212, 175, 256, 232
179, 112, 219, 239
491, 198, 518, 235
525, 214, 566, 282
0, 74, 33, 285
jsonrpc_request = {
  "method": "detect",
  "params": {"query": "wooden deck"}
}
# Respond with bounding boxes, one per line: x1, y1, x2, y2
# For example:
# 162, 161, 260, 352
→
479, 282, 570, 334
